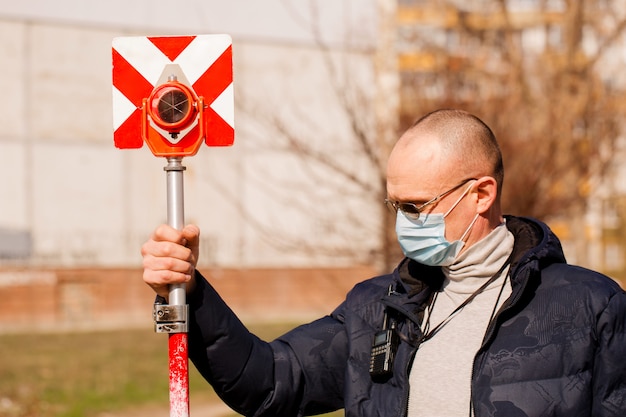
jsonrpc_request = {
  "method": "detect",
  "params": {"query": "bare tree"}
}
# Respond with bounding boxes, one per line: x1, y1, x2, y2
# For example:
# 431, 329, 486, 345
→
212, 0, 404, 272
398, 0, 626, 266
211, 0, 626, 273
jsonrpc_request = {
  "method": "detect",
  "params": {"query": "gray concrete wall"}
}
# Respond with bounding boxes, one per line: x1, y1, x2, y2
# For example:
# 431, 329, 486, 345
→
0, 16, 379, 269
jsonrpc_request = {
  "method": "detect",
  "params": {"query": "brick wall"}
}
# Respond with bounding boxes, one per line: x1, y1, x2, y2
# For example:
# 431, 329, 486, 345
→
0, 266, 377, 334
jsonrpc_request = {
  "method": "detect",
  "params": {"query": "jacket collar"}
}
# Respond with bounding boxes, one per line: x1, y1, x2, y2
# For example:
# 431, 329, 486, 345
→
392, 216, 566, 305
504, 215, 567, 275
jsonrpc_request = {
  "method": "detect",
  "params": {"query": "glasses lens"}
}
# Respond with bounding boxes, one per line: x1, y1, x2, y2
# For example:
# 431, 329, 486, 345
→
399, 203, 420, 219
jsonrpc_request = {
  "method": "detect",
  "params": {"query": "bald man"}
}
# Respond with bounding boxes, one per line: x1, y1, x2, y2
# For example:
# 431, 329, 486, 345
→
142, 109, 626, 417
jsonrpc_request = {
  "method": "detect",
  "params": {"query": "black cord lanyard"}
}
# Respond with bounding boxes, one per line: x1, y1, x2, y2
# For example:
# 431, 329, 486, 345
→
412, 255, 514, 417
417, 256, 512, 346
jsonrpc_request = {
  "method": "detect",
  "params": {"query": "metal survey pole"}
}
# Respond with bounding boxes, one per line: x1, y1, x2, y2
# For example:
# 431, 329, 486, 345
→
113, 34, 234, 417
164, 156, 189, 417
150, 157, 190, 417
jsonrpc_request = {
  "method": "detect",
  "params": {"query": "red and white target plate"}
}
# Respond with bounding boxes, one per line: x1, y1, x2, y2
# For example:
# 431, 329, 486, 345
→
112, 35, 234, 156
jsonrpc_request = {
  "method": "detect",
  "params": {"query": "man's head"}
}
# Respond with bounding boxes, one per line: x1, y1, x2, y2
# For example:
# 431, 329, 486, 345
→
386, 109, 504, 259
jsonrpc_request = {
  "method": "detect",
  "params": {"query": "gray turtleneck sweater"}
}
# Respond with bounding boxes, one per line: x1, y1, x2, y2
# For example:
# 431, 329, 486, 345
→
408, 222, 515, 417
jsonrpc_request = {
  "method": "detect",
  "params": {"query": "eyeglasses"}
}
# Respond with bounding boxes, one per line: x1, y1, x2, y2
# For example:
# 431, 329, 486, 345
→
385, 178, 477, 220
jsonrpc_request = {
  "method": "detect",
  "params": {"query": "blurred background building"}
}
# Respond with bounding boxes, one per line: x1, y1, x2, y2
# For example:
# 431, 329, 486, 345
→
0, 0, 378, 269
393, 0, 626, 277
1, 0, 625, 332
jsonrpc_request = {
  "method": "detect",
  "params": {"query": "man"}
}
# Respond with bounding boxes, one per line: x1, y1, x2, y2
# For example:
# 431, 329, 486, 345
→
142, 109, 626, 417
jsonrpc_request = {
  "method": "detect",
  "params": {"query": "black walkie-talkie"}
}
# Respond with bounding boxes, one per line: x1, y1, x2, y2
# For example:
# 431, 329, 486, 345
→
369, 288, 399, 379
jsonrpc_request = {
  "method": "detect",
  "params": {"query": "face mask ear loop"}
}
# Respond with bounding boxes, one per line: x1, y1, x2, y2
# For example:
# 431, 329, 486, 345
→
443, 181, 475, 218
460, 213, 479, 242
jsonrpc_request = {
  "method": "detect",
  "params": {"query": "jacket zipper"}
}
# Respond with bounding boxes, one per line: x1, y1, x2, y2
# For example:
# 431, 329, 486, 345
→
468, 267, 532, 416
402, 345, 419, 417
381, 294, 422, 417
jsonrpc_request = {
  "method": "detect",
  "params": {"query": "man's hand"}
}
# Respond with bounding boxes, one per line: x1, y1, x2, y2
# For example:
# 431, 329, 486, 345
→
141, 224, 200, 300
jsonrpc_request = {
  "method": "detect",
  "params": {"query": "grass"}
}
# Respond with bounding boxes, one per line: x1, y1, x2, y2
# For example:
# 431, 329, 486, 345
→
0, 323, 342, 417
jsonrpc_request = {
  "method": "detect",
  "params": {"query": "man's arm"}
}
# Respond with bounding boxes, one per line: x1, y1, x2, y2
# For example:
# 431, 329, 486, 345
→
142, 224, 347, 416
592, 290, 626, 416
187, 272, 347, 416
186, 272, 277, 415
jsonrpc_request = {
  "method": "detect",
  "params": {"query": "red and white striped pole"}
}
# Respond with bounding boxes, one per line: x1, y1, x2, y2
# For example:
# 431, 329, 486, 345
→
152, 156, 190, 417
164, 156, 189, 417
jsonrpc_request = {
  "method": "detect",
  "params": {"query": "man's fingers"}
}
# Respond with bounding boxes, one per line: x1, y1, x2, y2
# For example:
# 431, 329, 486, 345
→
152, 224, 186, 243
143, 260, 193, 300
182, 224, 200, 245
143, 267, 191, 286
143, 253, 194, 278
141, 238, 194, 261
141, 223, 201, 299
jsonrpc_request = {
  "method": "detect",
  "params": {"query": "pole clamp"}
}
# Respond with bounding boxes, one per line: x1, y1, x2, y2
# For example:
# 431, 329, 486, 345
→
153, 304, 189, 333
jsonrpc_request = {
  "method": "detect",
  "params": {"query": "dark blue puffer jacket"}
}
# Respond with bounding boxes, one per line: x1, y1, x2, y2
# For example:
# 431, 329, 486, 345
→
187, 216, 626, 416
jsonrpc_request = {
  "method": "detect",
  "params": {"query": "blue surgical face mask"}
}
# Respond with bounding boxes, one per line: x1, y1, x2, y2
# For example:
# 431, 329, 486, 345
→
395, 183, 478, 266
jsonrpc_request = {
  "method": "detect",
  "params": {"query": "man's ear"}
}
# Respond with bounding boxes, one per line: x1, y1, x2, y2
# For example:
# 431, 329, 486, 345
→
474, 176, 498, 214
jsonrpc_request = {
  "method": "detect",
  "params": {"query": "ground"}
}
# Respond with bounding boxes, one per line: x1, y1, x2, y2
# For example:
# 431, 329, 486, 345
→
97, 400, 234, 417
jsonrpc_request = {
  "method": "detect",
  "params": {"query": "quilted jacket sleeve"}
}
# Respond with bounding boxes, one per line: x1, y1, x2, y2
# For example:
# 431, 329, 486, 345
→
186, 272, 346, 417
592, 289, 626, 416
